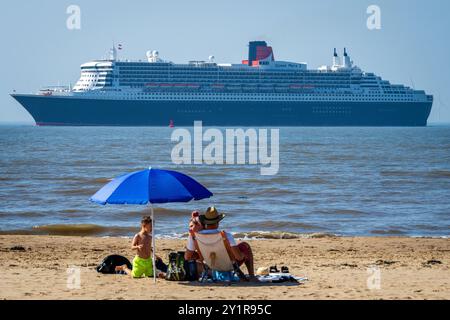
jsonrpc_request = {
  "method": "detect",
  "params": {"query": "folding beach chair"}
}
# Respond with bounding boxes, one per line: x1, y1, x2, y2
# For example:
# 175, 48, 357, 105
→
189, 230, 247, 282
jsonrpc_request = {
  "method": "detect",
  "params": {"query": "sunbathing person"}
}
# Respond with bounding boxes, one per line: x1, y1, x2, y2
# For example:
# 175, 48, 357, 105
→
185, 207, 257, 281
116, 216, 166, 278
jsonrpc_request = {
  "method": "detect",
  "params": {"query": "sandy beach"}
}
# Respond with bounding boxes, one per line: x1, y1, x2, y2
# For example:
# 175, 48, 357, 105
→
0, 235, 448, 300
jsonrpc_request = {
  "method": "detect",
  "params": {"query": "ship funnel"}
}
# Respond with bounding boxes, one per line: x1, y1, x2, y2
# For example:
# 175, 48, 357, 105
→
343, 47, 352, 68
248, 41, 274, 66
333, 48, 340, 67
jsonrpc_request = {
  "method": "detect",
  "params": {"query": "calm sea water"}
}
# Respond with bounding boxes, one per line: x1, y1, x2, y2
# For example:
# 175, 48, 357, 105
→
0, 125, 449, 238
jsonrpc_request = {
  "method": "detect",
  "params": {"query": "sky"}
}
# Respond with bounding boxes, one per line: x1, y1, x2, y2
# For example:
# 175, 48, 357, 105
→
1, 0, 449, 123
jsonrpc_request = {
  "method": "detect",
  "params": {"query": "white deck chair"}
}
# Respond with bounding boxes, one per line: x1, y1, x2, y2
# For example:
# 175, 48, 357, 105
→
189, 230, 247, 281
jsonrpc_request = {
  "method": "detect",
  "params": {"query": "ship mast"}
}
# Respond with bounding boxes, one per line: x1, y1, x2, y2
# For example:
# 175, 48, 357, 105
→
109, 43, 117, 61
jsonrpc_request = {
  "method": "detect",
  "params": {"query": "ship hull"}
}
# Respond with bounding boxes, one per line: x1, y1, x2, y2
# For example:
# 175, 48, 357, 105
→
12, 94, 432, 126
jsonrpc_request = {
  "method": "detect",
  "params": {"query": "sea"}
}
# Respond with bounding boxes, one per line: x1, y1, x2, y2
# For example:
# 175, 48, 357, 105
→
0, 124, 449, 238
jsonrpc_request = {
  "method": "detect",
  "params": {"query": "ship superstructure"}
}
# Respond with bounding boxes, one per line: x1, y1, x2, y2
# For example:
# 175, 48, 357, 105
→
11, 41, 433, 126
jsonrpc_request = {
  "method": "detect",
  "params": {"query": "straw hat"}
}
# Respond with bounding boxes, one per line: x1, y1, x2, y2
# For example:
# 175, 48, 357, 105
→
256, 267, 269, 276
199, 206, 225, 225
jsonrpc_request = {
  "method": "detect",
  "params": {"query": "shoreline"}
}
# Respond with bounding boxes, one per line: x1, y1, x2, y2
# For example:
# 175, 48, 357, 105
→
0, 224, 448, 239
0, 235, 448, 300
1, 229, 448, 239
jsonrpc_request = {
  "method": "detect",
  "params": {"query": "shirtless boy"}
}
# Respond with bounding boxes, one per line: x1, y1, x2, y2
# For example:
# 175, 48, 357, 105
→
116, 216, 164, 278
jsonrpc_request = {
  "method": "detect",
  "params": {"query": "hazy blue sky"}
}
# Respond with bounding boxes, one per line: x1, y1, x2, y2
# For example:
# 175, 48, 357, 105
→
1, 0, 449, 123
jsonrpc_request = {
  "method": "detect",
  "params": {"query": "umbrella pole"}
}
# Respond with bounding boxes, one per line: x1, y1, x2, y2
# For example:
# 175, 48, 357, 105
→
150, 204, 156, 284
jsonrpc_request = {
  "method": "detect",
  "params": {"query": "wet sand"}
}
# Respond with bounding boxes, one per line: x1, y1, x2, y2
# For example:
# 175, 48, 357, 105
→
0, 235, 449, 300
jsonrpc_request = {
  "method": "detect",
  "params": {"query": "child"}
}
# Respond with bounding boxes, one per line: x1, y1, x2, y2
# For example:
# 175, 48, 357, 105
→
116, 216, 166, 278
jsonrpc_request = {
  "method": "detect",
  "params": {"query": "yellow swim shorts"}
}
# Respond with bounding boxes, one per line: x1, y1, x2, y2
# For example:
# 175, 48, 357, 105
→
131, 256, 154, 278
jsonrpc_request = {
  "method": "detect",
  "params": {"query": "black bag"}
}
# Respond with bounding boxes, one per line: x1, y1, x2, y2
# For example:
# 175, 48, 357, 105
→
96, 254, 132, 274
155, 258, 168, 273
185, 260, 199, 281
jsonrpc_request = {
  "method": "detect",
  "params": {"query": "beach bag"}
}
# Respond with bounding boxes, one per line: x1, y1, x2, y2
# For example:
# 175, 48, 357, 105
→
155, 257, 168, 273
96, 254, 132, 274
165, 251, 187, 281
185, 260, 199, 281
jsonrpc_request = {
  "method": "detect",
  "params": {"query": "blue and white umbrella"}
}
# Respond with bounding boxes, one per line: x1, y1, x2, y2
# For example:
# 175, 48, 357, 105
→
90, 167, 213, 282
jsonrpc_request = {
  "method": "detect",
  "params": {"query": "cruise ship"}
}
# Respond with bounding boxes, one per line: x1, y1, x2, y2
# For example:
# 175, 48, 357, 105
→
11, 41, 433, 126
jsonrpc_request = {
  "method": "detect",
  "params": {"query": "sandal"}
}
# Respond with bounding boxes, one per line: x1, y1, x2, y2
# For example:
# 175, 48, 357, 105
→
269, 265, 279, 273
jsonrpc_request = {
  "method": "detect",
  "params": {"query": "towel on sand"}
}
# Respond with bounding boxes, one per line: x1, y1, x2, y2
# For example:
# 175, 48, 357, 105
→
256, 273, 308, 283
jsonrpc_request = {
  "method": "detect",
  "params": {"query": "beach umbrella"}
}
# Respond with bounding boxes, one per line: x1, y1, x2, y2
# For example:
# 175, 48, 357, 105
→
90, 167, 213, 283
